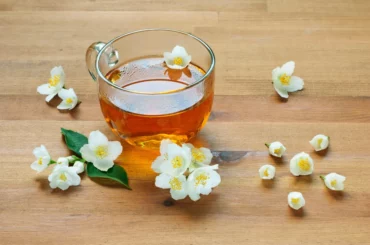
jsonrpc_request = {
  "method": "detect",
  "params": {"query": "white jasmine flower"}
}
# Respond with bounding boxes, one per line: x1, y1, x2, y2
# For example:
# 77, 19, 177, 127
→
320, 173, 346, 191
37, 66, 65, 102
288, 192, 305, 210
73, 161, 85, 174
80, 130, 123, 171
155, 173, 188, 200
265, 141, 286, 157
309, 134, 330, 151
57, 88, 78, 110
160, 144, 191, 176
30, 145, 51, 173
48, 165, 81, 190
163, 46, 191, 70
56, 157, 69, 167
152, 141, 191, 176
258, 164, 276, 180
187, 165, 221, 201
272, 61, 304, 98
184, 143, 213, 172
290, 152, 314, 176
151, 139, 173, 173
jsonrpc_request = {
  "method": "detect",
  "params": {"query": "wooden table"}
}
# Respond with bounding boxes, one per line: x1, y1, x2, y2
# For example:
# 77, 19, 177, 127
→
1, 1, 370, 244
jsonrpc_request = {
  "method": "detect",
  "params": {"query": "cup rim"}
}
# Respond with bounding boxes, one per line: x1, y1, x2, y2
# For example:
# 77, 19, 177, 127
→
96, 28, 215, 95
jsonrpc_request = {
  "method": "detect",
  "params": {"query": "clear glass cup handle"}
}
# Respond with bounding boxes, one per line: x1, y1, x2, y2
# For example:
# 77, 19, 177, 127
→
86, 42, 120, 81
86, 42, 106, 81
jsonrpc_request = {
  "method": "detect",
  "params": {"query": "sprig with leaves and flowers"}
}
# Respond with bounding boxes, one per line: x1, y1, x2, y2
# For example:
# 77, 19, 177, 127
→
31, 129, 130, 190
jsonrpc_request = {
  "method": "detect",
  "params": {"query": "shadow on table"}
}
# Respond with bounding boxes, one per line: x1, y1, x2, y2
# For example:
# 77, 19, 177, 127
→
160, 194, 222, 220
34, 176, 83, 195
292, 175, 313, 184
261, 179, 275, 189
313, 147, 330, 157
289, 207, 305, 218
270, 155, 285, 164
325, 189, 348, 201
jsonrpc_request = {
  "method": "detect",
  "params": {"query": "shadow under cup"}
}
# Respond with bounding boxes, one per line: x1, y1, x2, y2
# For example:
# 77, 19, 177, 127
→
86, 29, 215, 149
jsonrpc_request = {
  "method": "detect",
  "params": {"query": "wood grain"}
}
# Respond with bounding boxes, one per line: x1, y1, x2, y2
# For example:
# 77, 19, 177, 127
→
1, 0, 370, 244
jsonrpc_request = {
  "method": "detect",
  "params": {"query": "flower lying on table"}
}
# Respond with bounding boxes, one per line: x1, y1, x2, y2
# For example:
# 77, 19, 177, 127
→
30, 129, 130, 191
265, 141, 286, 158
290, 152, 314, 176
37, 66, 65, 102
152, 140, 221, 201
57, 88, 79, 110
80, 130, 123, 171
48, 165, 81, 191
320, 173, 346, 191
258, 164, 275, 180
288, 192, 305, 210
310, 134, 330, 151
272, 61, 304, 98
31, 145, 52, 173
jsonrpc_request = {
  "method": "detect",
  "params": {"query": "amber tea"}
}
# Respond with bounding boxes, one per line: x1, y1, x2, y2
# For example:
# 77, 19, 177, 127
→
100, 57, 214, 148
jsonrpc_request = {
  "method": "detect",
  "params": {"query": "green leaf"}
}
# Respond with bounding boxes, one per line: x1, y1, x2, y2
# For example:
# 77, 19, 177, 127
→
61, 128, 88, 157
87, 162, 131, 190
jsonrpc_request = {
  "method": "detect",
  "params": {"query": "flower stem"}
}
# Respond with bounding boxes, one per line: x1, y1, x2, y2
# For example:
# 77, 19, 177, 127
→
320, 175, 326, 180
68, 155, 86, 164
48, 159, 57, 165
265, 143, 270, 148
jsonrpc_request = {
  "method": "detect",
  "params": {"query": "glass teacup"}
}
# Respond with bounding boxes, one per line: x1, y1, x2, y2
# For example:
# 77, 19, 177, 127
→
86, 29, 215, 148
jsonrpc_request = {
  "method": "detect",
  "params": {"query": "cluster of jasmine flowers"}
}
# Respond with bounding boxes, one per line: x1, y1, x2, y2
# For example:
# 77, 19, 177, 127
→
37, 66, 79, 110
152, 140, 221, 201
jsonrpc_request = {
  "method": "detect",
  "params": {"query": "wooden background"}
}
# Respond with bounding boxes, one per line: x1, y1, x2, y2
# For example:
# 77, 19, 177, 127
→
1, 0, 370, 244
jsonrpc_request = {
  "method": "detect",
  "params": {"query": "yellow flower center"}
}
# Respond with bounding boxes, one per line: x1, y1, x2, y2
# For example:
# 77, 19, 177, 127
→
191, 148, 205, 163
195, 173, 209, 186
330, 179, 337, 187
48, 75, 61, 87
38, 157, 43, 165
65, 98, 73, 104
95, 146, 108, 159
171, 156, 183, 169
173, 57, 183, 66
59, 173, 67, 182
317, 138, 323, 147
263, 168, 269, 177
291, 197, 300, 205
274, 148, 281, 155
169, 177, 182, 191
279, 73, 291, 86
298, 158, 311, 171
